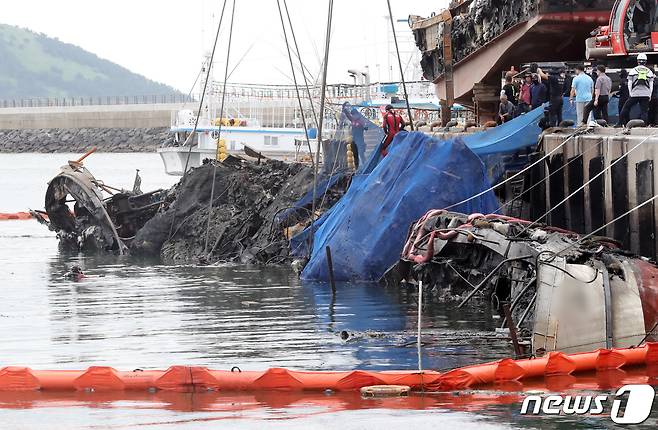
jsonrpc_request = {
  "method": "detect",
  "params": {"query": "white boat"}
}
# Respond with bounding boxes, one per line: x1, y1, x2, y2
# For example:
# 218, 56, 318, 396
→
158, 59, 447, 175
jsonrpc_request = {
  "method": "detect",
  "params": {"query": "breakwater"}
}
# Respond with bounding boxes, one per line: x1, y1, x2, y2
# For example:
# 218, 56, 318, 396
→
0, 127, 172, 153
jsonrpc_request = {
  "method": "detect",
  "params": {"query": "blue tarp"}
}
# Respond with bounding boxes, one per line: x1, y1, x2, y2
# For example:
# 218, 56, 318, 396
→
300, 131, 499, 281
464, 105, 544, 156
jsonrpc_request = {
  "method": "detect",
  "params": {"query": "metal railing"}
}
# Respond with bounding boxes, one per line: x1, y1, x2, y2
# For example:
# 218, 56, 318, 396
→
0, 93, 195, 109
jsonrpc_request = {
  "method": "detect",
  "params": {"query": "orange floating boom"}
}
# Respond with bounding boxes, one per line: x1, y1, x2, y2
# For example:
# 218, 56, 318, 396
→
0, 212, 35, 221
1, 343, 656, 393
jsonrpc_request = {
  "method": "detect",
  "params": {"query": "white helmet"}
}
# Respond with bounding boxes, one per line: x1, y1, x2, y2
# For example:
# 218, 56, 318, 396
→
638, 53, 648, 63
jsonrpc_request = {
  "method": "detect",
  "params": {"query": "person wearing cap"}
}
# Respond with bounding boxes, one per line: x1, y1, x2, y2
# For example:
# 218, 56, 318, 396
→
497, 93, 515, 125
570, 65, 594, 125
530, 73, 547, 110
620, 53, 655, 126
583, 64, 612, 124
381, 104, 405, 157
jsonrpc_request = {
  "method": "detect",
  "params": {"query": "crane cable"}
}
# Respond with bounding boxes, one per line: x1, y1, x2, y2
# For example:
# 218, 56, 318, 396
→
204, 0, 237, 257
167, 0, 229, 241
276, 0, 315, 167
386, 0, 414, 129
283, 0, 320, 130
309, 0, 335, 246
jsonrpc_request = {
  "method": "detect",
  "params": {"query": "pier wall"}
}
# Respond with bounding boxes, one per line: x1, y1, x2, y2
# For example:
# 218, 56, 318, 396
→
541, 128, 658, 260
0, 104, 191, 130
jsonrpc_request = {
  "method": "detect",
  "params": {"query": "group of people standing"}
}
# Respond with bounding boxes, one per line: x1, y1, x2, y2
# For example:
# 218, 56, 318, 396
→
501, 57, 658, 128
570, 55, 657, 127
498, 63, 569, 126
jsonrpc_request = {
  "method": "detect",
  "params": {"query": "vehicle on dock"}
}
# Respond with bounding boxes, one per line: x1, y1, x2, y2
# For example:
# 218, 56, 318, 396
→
587, 0, 658, 63
410, 0, 615, 122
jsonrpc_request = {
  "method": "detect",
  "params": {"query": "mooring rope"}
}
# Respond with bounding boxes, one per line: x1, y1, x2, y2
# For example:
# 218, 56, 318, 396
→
494, 136, 606, 214
517, 130, 658, 236
443, 126, 588, 212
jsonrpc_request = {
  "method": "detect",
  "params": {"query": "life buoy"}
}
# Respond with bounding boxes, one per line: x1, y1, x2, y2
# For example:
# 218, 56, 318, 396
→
211, 130, 220, 139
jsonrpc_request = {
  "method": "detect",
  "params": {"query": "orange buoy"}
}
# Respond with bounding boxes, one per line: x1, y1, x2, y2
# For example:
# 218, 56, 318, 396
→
0, 212, 34, 221
0, 343, 656, 393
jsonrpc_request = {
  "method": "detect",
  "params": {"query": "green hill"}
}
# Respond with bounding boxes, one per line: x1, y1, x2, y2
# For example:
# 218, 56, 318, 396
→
0, 23, 181, 98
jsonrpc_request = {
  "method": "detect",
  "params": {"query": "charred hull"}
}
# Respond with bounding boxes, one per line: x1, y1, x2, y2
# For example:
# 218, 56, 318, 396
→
41, 158, 349, 264
382, 211, 658, 356
43, 162, 167, 254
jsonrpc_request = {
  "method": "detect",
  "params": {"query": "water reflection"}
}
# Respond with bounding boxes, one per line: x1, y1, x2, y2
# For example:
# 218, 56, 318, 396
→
39, 250, 516, 372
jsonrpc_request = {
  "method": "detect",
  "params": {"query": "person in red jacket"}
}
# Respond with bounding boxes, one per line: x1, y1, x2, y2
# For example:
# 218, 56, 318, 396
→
381, 105, 406, 156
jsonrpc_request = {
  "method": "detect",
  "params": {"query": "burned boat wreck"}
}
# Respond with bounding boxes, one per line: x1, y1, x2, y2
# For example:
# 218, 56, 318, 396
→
41, 157, 167, 254
382, 210, 658, 355
39, 155, 348, 263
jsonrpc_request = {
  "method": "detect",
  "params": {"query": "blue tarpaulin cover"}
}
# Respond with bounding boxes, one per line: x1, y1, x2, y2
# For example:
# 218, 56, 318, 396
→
300, 131, 499, 281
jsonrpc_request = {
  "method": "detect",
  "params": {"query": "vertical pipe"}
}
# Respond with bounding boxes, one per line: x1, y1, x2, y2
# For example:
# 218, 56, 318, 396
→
503, 302, 523, 358
325, 246, 336, 295
417, 280, 423, 373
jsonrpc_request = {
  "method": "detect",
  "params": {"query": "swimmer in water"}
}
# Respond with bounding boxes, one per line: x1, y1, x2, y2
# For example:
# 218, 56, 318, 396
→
64, 265, 85, 281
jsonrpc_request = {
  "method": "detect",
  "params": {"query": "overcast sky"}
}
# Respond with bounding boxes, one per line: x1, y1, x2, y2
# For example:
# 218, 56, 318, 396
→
2, 0, 447, 92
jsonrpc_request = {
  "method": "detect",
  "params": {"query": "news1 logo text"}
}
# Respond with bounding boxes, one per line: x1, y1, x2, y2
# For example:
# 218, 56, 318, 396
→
520, 385, 656, 424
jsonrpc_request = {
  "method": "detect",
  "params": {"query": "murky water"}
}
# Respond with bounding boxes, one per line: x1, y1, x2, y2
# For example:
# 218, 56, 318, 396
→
0, 153, 656, 429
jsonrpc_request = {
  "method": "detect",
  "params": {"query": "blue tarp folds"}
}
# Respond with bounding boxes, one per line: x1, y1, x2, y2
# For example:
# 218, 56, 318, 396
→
300, 132, 499, 281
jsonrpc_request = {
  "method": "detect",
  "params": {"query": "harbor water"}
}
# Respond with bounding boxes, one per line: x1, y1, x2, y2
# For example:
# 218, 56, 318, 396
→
0, 153, 653, 429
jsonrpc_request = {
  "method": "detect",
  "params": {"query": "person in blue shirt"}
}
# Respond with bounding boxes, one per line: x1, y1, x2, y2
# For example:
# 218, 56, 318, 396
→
569, 65, 594, 125
530, 74, 547, 110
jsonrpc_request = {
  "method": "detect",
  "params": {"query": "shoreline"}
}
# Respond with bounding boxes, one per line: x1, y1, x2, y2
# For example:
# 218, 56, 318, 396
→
0, 127, 171, 153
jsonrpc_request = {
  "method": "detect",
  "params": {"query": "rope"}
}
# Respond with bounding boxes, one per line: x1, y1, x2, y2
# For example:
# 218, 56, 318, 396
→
276, 0, 315, 167
554, 193, 658, 258
204, 0, 237, 257
168, 0, 228, 241
283, 0, 319, 131
494, 137, 605, 213
516, 130, 658, 236
443, 126, 588, 212
386, 0, 413, 129
309, 0, 334, 248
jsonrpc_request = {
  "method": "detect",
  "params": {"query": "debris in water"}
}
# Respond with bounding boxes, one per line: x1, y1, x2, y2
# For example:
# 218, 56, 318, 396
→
382, 210, 658, 356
